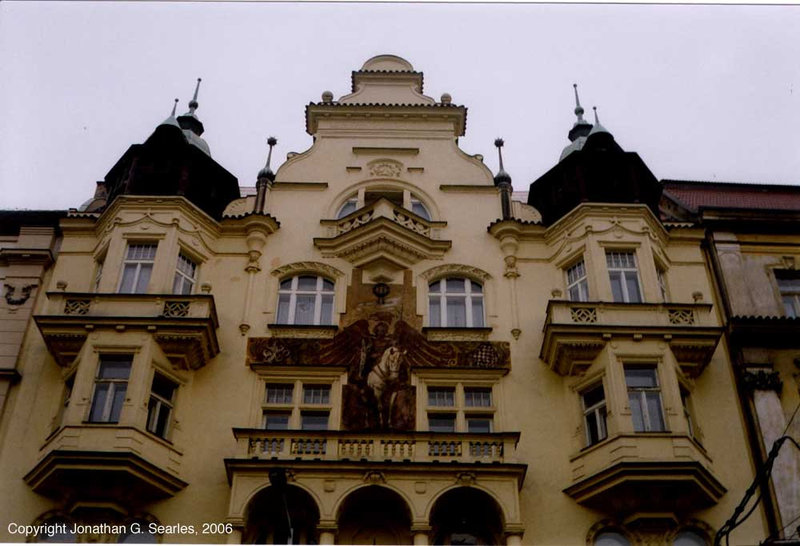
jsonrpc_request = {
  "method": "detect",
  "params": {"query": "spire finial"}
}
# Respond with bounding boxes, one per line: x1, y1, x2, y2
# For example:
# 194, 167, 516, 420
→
494, 138, 506, 172
170, 98, 178, 117
188, 78, 202, 114
258, 137, 279, 180
593, 106, 600, 125
573, 84, 585, 122
255, 136, 279, 214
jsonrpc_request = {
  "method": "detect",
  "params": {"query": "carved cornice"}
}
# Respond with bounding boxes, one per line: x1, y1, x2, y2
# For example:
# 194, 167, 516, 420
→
270, 261, 345, 279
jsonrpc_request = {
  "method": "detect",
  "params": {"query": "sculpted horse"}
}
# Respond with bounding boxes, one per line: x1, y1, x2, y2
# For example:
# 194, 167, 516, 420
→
366, 346, 405, 428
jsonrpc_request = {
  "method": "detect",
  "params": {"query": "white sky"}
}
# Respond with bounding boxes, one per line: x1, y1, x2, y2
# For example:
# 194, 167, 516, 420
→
1, 1, 799, 210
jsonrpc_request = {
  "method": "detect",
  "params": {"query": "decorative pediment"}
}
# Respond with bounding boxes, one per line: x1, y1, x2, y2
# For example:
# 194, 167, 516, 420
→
315, 198, 450, 268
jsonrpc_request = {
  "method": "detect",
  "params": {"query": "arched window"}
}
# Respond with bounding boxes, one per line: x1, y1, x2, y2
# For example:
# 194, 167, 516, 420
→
276, 275, 335, 325
429, 278, 484, 328
673, 530, 708, 546
336, 198, 359, 219
335, 190, 432, 220
594, 531, 631, 546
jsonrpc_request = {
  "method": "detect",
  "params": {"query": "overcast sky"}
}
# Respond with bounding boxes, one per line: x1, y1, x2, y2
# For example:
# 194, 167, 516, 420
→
1, 2, 799, 211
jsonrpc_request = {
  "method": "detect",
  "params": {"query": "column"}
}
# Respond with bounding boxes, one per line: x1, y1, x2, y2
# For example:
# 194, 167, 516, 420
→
318, 522, 338, 545
411, 524, 431, 546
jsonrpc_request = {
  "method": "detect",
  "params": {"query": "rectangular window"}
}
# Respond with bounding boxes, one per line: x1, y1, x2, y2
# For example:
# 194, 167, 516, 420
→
625, 368, 665, 432
428, 413, 456, 433
263, 412, 291, 430
466, 415, 493, 433
118, 243, 157, 294
93, 259, 104, 292
303, 385, 331, 405
172, 253, 197, 295
464, 387, 492, 408
607, 251, 642, 303
776, 271, 800, 317
656, 266, 668, 302
88, 355, 132, 423
581, 384, 608, 446
265, 384, 293, 404
146, 373, 177, 438
301, 411, 329, 431
681, 388, 695, 438
566, 259, 589, 302
428, 387, 456, 407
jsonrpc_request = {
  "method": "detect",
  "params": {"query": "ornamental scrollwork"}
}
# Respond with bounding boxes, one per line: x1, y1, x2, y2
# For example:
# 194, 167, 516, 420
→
420, 264, 491, 282
5, 284, 35, 306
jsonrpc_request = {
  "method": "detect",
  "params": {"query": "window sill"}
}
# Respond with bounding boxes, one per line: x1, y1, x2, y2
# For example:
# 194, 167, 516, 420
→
267, 324, 338, 339
422, 327, 492, 342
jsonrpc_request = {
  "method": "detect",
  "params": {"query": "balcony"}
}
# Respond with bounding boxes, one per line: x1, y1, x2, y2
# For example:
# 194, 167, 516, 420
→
34, 292, 219, 369
314, 198, 451, 267
231, 429, 519, 464
24, 425, 187, 503
541, 301, 722, 376
564, 433, 726, 513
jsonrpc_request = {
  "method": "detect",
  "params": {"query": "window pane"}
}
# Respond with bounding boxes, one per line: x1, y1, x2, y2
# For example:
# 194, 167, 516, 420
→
610, 271, 624, 302
447, 297, 467, 327
297, 276, 317, 290
467, 416, 492, 433
624, 271, 642, 302
629, 393, 645, 432
428, 387, 455, 407
583, 385, 605, 408
625, 369, 657, 388
264, 413, 290, 430
322, 279, 334, 291
645, 392, 665, 431
280, 279, 293, 290
119, 264, 137, 293
471, 298, 485, 327
429, 281, 441, 293
266, 384, 293, 404
303, 385, 331, 405
320, 294, 334, 325
99, 359, 132, 379
428, 413, 456, 432
429, 296, 441, 327
294, 294, 316, 324
446, 278, 465, 293
276, 294, 291, 324
586, 410, 602, 444
89, 384, 110, 421
109, 385, 126, 422
411, 201, 431, 220
134, 264, 152, 293
147, 398, 170, 437
568, 284, 582, 302
151, 374, 176, 401
301, 412, 328, 431
464, 388, 492, 407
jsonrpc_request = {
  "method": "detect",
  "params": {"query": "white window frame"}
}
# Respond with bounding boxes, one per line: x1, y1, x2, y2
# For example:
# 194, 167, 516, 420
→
428, 278, 485, 328
606, 251, 642, 303
426, 383, 494, 433
118, 243, 157, 294
146, 372, 177, 439
581, 383, 608, 446
656, 265, 669, 303
172, 252, 197, 295
276, 275, 335, 325
262, 380, 333, 430
566, 259, 589, 302
88, 355, 132, 423
625, 367, 666, 432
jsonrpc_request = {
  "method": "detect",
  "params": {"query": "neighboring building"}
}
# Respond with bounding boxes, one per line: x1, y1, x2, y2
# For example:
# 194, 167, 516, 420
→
0, 55, 780, 545
0, 210, 64, 430
663, 180, 800, 544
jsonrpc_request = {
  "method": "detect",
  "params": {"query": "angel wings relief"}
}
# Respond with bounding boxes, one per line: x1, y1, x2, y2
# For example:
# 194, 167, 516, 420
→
247, 312, 510, 431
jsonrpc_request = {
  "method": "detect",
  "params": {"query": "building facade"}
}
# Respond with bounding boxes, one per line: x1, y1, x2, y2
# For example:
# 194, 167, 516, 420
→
0, 55, 785, 545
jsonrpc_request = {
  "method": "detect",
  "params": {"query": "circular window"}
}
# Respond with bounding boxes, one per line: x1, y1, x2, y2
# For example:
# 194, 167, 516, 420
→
594, 531, 631, 546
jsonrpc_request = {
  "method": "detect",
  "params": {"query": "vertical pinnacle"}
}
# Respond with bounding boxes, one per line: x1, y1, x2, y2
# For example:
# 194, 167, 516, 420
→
188, 78, 202, 114
573, 84, 585, 122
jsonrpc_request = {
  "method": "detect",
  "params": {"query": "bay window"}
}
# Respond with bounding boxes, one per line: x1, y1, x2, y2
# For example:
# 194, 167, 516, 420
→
606, 251, 642, 303
118, 243, 157, 294
88, 355, 132, 423
625, 367, 665, 432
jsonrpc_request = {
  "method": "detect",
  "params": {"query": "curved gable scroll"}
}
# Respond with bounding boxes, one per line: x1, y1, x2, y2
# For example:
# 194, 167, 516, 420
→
271, 261, 345, 280
420, 263, 492, 283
